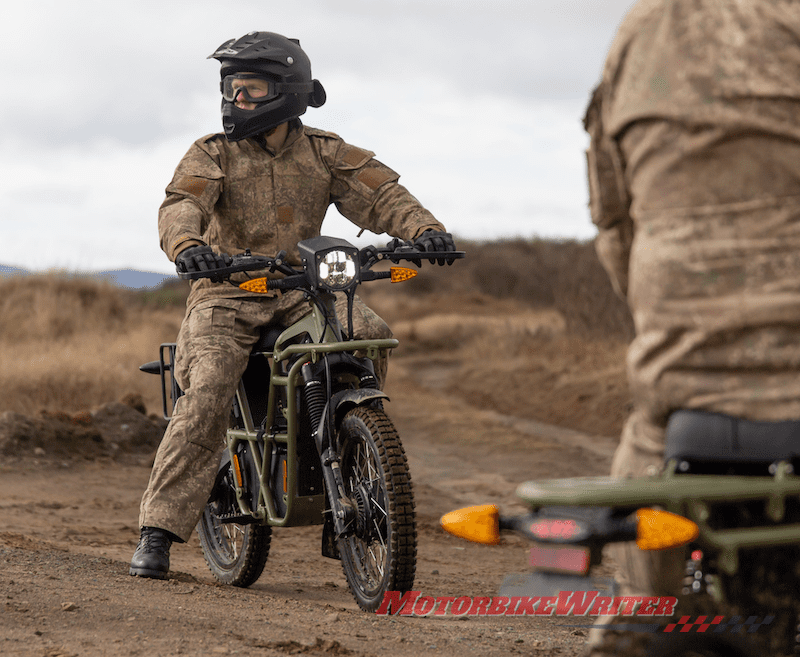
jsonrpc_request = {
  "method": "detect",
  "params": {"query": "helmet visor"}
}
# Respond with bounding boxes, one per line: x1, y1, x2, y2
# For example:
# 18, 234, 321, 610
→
221, 74, 276, 103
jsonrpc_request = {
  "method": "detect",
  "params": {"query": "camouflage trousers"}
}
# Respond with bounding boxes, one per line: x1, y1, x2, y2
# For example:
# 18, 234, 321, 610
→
138, 291, 392, 542
584, 410, 686, 657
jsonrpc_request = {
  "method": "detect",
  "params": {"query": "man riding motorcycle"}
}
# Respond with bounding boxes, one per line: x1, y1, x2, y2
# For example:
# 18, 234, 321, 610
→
130, 31, 456, 580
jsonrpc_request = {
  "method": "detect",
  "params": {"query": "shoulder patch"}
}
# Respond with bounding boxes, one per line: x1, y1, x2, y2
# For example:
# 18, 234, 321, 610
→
342, 147, 373, 168
357, 168, 393, 191
174, 176, 211, 197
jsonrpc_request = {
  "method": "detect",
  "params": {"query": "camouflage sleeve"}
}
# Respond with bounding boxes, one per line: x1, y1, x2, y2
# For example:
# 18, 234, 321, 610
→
584, 84, 634, 298
158, 137, 225, 261
328, 141, 444, 240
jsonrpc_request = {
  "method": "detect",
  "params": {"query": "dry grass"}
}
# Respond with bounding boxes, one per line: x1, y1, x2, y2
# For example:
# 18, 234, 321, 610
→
0, 274, 184, 416
387, 237, 634, 341
452, 330, 630, 438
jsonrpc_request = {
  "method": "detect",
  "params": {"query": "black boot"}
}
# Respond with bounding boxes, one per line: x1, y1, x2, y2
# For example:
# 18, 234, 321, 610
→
129, 527, 173, 579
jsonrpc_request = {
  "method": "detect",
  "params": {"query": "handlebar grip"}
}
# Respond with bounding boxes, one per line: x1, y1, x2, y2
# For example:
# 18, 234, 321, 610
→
267, 275, 306, 290
382, 249, 466, 262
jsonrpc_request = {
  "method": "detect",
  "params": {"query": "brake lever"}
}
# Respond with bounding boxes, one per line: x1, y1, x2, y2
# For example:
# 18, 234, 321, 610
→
358, 245, 381, 268
269, 250, 300, 277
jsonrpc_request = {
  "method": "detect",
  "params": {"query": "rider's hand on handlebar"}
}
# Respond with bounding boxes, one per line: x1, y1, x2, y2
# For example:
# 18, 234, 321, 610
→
175, 245, 233, 283
385, 237, 422, 266
413, 229, 457, 266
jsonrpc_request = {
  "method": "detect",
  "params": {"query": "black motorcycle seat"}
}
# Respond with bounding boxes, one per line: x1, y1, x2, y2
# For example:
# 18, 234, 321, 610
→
251, 325, 286, 355
665, 410, 800, 465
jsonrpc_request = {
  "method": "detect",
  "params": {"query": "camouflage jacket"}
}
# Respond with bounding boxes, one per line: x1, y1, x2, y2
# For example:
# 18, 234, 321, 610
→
585, 0, 800, 423
158, 120, 444, 309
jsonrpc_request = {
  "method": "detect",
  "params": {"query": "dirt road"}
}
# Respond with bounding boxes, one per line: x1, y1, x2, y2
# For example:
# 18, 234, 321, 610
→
0, 309, 621, 657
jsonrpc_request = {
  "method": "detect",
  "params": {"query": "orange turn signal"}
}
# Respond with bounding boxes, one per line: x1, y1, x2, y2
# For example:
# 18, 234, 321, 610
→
635, 508, 699, 550
440, 504, 501, 545
239, 277, 271, 293
390, 267, 418, 283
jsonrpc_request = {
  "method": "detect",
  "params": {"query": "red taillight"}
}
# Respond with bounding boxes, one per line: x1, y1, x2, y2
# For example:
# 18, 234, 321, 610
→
529, 519, 582, 541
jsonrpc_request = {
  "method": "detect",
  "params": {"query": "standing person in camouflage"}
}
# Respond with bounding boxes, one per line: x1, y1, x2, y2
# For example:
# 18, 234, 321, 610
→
129, 31, 456, 580
583, 1, 800, 654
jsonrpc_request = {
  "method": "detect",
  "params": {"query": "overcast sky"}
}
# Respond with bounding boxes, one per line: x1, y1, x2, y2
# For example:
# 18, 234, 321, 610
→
2, 0, 636, 274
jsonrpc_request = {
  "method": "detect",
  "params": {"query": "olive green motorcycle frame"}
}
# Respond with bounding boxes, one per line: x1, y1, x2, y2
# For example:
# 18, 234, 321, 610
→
153, 295, 397, 530
517, 460, 800, 588
222, 293, 398, 529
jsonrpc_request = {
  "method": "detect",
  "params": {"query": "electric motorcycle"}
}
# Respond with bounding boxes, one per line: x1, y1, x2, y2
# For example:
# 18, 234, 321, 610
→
442, 410, 800, 655
142, 235, 463, 611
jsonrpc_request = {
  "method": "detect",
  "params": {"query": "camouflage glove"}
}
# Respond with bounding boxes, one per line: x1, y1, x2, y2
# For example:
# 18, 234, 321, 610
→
413, 229, 457, 265
175, 245, 232, 282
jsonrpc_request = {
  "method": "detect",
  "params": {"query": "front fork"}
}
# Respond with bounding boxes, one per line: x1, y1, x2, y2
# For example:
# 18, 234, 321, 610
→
300, 361, 356, 538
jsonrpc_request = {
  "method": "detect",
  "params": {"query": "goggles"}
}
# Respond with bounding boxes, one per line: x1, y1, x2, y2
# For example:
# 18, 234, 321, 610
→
221, 74, 274, 103
221, 73, 314, 104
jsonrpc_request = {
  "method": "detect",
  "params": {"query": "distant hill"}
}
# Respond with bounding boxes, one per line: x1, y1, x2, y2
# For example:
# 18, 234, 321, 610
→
0, 264, 27, 276
0, 265, 178, 290
96, 269, 178, 290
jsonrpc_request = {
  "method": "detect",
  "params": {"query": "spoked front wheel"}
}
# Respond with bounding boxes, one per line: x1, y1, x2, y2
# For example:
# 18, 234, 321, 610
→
196, 460, 271, 587
336, 406, 417, 611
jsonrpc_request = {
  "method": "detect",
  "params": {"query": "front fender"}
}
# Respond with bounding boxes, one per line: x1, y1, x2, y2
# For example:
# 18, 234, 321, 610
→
331, 388, 389, 426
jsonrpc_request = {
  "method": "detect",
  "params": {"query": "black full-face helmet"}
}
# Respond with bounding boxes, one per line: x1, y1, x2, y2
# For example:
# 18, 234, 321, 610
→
208, 31, 326, 141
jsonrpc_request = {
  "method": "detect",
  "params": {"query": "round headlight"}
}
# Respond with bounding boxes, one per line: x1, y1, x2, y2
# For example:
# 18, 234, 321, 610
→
318, 249, 357, 289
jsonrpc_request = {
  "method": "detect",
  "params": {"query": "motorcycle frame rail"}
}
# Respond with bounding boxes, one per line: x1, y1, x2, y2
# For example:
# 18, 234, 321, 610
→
516, 461, 800, 576
229, 342, 398, 528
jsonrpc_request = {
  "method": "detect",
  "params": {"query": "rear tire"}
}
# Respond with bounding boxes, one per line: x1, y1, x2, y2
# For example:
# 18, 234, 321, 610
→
197, 460, 271, 587
336, 406, 417, 611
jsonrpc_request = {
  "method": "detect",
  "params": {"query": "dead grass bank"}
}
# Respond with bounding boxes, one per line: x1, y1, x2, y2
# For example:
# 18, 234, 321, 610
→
391, 237, 634, 341
0, 274, 185, 416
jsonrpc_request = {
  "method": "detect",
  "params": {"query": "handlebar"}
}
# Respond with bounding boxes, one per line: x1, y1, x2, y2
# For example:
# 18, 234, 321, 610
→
177, 242, 465, 285
358, 243, 465, 268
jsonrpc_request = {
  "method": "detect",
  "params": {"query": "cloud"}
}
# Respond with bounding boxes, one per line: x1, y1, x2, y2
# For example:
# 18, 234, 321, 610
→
1, 136, 190, 272
315, 74, 592, 241
4, 0, 634, 146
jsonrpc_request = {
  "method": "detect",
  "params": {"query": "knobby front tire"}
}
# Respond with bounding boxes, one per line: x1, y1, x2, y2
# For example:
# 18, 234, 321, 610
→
336, 406, 417, 611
